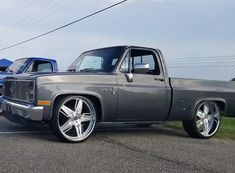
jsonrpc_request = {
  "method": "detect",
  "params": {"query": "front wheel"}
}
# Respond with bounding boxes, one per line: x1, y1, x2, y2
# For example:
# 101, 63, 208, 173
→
183, 101, 221, 139
50, 96, 97, 143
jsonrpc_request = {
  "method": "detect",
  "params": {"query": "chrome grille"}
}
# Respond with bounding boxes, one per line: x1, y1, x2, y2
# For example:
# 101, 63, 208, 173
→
3, 80, 34, 103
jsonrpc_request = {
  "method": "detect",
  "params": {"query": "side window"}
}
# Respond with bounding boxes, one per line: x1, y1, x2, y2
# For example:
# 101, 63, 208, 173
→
37, 62, 53, 72
120, 49, 160, 75
26, 61, 53, 72
141, 55, 155, 70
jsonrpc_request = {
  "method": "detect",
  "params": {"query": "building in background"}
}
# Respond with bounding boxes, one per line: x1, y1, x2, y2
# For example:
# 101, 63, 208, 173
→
0, 58, 13, 72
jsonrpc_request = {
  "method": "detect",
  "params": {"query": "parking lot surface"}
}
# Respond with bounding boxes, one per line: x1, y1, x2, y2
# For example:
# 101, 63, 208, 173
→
0, 116, 235, 173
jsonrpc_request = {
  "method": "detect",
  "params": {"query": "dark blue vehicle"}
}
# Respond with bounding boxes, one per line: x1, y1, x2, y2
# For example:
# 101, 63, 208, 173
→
0, 57, 58, 95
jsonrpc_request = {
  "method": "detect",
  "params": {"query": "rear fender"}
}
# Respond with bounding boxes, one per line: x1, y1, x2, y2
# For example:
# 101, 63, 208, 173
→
194, 98, 226, 115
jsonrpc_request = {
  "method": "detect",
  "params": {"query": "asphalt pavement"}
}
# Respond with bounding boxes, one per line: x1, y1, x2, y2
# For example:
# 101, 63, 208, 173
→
0, 116, 235, 173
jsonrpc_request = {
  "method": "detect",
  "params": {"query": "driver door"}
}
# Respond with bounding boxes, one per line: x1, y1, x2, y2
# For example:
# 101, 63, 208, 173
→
117, 48, 168, 121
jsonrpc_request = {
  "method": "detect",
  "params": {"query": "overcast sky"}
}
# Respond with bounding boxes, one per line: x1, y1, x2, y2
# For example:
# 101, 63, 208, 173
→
0, 0, 234, 73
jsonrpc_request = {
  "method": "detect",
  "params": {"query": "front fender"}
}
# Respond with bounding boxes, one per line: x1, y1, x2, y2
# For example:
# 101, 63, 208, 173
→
49, 91, 104, 120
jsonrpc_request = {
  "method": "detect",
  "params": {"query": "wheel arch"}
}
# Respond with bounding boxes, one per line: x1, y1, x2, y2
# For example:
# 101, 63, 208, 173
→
195, 98, 227, 114
50, 92, 103, 122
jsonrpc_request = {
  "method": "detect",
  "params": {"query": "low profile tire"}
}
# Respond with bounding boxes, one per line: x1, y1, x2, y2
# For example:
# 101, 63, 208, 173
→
50, 96, 97, 143
183, 101, 221, 139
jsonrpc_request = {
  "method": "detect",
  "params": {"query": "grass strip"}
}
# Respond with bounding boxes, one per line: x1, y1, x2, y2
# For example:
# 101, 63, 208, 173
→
167, 117, 235, 140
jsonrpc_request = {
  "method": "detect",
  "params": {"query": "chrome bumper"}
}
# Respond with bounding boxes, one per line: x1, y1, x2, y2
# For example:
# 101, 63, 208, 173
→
2, 100, 43, 121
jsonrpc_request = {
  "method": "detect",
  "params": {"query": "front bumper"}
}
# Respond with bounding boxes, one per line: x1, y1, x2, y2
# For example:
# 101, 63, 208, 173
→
2, 99, 43, 121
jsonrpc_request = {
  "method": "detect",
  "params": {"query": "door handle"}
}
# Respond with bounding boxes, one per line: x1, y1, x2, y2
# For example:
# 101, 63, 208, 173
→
154, 78, 165, 82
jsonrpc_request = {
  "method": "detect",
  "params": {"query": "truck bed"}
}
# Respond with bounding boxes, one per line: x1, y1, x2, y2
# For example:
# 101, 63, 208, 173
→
168, 78, 235, 120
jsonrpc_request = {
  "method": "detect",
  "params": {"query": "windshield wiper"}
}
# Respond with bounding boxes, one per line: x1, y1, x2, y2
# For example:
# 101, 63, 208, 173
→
79, 68, 94, 72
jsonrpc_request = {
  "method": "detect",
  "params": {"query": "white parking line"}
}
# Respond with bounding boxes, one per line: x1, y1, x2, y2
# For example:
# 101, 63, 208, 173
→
0, 126, 163, 135
0, 128, 153, 135
0, 131, 51, 134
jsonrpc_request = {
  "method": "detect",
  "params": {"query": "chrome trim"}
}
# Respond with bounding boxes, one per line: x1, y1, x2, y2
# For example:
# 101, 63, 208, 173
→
3, 79, 33, 82
58, 96, 96, 142
2, 100, 43, 121
134, 63, 150, 69
133, 63, 150, 74
125, 73, 133, 82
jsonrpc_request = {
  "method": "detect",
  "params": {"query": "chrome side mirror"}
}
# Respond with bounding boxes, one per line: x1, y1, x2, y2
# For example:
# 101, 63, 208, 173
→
125, 73, 133, 82
134, 63, 150, 74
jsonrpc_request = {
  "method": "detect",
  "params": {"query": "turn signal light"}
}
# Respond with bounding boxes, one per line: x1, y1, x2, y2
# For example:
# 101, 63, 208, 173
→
37, 100, 51, 106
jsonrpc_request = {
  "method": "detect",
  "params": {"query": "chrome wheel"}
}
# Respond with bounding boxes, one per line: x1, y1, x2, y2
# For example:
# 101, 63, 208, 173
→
195, 102, 221, 137
57, 96, 96, 142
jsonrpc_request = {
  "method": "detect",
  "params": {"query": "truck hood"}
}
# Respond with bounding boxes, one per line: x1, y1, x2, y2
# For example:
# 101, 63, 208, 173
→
12, 71, 112, 77
4, 72, 114, 82
35, 72, 116, 85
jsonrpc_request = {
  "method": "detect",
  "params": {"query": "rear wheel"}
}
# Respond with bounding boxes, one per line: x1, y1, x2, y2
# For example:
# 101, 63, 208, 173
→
183, 101, 221, 139
50, 96, 96, 143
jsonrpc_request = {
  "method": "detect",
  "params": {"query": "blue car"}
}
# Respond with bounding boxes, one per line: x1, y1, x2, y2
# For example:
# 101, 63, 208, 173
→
0, 57, 58, 94
0, 57, 58, 112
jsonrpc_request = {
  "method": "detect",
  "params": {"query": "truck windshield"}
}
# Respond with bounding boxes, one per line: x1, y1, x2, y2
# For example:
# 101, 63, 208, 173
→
68, 47, 125, 72
5, 58, 28, 73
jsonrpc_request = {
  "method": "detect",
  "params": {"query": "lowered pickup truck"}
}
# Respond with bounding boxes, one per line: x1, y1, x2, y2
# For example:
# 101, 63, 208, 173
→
2, 46, 235, 143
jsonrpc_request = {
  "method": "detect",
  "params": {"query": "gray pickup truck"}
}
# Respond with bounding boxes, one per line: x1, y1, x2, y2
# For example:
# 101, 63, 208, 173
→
2, 46, 235, 143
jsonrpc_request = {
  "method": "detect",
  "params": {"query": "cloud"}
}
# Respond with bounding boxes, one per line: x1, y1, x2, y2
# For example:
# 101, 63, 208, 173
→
107, 0, 189, 2
0, 0, 234, 75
